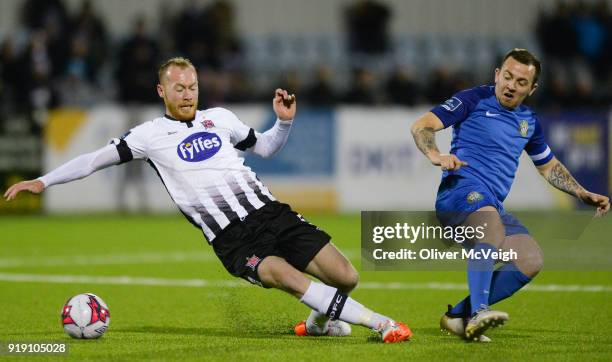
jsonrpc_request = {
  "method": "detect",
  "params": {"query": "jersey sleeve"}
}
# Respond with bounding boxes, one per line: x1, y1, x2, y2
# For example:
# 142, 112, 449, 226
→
215, 108, 257, 151
430, 87, 484, 128
524, 118, 554, 166
109, 124, 149, 163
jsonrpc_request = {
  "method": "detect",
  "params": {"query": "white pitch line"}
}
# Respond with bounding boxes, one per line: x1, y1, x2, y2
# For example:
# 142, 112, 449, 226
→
0, 273, 245, 288
0, 251, 216, 268
359, 281, 612, 293
0, 250, 359, 269
0, 273, 610, 293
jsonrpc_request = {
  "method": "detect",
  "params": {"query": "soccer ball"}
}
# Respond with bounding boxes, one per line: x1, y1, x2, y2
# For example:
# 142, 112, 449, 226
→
61, 293, 110, 339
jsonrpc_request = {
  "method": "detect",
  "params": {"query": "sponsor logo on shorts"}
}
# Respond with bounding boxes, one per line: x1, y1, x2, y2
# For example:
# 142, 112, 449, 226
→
519, 120, 529, 137
467, 191, 484, 204
245, 255, 262, 271
177, 132, 222, 162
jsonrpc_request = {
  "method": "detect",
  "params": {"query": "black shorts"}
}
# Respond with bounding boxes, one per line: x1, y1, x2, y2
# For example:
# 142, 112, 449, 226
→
211, 201, 331, 287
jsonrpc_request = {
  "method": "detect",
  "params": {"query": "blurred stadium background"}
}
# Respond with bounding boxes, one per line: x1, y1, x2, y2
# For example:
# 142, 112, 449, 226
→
0, 0, 610, 214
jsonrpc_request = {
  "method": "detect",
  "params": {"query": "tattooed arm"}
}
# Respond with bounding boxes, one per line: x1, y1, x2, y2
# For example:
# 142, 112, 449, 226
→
541, 160, 585, 197
411, 112, 468, 171
537, 157, 610, 216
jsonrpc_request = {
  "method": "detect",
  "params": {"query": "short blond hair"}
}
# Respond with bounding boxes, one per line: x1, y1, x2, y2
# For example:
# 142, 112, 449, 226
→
158, 57, 196, 83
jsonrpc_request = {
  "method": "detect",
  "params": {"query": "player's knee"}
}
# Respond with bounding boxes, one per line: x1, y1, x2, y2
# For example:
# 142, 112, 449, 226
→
348, 267, 360, 290
518, 247, 544, 278
256, 257, 279, 287
529, 248, 544, 276
257, 257, 286, 287
336, 265, 359, 293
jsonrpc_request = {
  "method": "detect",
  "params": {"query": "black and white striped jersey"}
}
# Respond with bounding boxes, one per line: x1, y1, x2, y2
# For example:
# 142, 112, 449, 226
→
112, 107, 277, 242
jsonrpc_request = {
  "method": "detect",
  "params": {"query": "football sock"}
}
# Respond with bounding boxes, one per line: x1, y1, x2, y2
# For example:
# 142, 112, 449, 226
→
488, 262, 532, 304
467, 243, 496, 316
300, 281, 390, 329
450, 262, 532, 317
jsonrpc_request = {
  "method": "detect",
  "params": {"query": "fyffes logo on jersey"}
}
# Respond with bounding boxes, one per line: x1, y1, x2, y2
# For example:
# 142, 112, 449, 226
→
519, 120, 529, 137
177, 132, 222, 162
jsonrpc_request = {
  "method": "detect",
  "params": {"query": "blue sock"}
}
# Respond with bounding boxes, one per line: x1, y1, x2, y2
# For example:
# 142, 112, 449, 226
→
488, 262, 532, 304
449, 262, 532, 317
467, 243, 497, 316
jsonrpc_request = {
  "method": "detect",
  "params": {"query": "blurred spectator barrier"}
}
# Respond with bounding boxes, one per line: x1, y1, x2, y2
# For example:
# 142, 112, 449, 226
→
0, 115, 42, 213
38, 106, 609, 213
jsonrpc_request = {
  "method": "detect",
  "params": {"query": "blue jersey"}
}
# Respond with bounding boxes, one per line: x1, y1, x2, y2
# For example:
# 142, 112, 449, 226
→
431, 85, 553, 203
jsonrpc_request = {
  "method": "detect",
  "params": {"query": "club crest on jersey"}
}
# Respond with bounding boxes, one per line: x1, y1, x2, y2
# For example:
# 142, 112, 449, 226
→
519, 120, 529, 137
177, 132, 222, 162
467, 191, 484, 204
440, 97, 462, 112
202, 119, 215, 129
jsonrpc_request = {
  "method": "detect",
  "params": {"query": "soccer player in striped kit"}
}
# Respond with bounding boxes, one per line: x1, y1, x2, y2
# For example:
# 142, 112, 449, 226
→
5, 57, 411, 343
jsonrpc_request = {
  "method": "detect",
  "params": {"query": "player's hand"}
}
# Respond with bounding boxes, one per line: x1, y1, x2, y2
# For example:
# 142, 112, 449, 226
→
578, 191, 610, 217
273, 88, 296, 121
3, 180, 45, 201
430, 153, 468, 171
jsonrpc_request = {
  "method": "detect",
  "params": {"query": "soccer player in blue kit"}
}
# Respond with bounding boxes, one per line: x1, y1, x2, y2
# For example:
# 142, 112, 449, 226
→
411, 49, 610, 341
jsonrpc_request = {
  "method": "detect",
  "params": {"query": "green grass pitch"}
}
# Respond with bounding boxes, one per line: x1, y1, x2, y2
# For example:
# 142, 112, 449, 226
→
0, 213, 611, 361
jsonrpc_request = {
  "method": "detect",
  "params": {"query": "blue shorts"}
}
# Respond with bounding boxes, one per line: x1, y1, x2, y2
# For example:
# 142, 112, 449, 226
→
435, 176, 529, 236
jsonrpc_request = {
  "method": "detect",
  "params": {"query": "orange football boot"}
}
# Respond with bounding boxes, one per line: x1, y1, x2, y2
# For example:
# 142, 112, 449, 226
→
378, 320, 412, 343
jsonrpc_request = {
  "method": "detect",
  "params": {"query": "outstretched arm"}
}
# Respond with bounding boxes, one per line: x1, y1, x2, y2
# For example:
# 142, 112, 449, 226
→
251, 119, 293, 158
3, 144, 121, 201
410, 112, 468, 171
249, 88, 296, 158
537, 157, 610, 216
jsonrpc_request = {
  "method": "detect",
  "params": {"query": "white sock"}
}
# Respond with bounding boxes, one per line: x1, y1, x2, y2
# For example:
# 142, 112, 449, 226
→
300, 281, 392, 329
